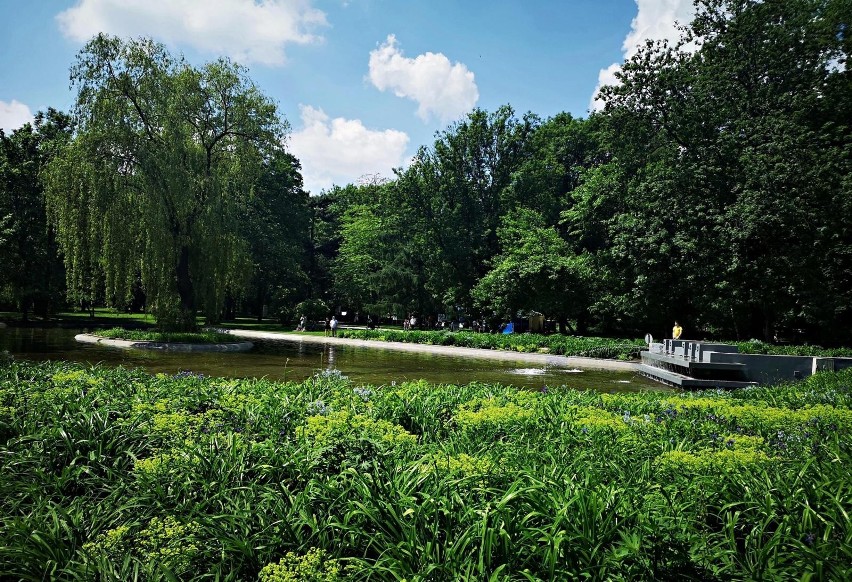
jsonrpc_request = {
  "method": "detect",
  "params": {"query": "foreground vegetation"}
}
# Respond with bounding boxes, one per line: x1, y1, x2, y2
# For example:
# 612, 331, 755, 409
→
1, 360, 850, 580
93, 327, 236, 345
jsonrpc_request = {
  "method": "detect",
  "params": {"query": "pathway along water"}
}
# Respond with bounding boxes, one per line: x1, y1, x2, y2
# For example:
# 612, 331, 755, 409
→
0, 327, 667, 392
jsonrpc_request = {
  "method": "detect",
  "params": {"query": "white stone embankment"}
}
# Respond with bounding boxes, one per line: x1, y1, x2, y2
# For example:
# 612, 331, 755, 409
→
75, 333, 253, 352
220, 329, 638, 372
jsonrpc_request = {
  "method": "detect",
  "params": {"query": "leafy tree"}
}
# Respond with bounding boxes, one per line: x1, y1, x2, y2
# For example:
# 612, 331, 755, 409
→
0, 109, 73, 319
396, 106, 539, 311
590, 0, 852, 342
45, 35, 289, 330
238, 150, 311, 323
473, 208, 591, 332
332, 179, 434, 319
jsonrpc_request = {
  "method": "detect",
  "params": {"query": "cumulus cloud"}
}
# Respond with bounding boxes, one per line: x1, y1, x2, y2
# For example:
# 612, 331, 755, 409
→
288, 105, 410, 194
589, 0, 696, 111
368, 34, 479, 124
0, 100, 34, 133
56, 0, 327, 66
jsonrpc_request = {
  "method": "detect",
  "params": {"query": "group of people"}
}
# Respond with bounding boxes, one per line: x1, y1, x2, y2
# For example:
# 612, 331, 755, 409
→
295, 314, 339, 337
402, 314, 418, 331
298, 313, 687, 340
325, 316, 338, 337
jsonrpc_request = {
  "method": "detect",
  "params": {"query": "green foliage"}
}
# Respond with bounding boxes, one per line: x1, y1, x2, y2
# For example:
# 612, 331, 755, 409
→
44, 34, 296, 330
0, 109, 72, 319
337, 328, 646, 359
736, 339, 852, 358
293, 298, 330, 323
93, 326, 235, 344
589, 0, 852, 342
2, 360, 851, 579
473, 207, 591, 322
259, 548, 344, 581
309, 0, 852, 346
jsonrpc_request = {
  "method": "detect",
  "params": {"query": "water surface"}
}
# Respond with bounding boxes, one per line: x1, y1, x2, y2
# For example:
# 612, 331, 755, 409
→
0, 327, 669, 393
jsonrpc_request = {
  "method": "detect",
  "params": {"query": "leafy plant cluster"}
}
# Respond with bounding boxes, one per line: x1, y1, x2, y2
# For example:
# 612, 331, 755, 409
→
736, 339, 852, 359
1, 361, 851, 580
337, 329, 646, 360
93, 327, 236, 345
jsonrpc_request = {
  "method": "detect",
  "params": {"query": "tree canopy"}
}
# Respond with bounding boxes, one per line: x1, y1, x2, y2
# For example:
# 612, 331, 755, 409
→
0, 109, 72, 319
45, 34, 295, 330
320, 0, 852, 344
7, 0, 852, 346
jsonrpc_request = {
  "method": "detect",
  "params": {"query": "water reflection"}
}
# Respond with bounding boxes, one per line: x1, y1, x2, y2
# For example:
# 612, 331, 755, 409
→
0, 327, 670, 393
323, 344, 337, 370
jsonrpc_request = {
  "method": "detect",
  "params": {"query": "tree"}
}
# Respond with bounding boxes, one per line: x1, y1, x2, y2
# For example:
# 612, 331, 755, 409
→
590, 0, 852, 342
395, 106, 539, 312
0, 109, 73, 319
473, 208, 591, 332
238, 150, 311, 323
45, 35, 289, 330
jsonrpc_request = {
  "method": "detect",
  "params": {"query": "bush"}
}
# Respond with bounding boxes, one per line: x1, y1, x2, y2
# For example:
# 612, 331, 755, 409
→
336, 328, 646, 359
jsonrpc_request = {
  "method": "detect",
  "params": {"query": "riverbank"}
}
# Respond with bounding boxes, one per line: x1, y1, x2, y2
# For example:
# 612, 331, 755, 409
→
221, 328, 639, 372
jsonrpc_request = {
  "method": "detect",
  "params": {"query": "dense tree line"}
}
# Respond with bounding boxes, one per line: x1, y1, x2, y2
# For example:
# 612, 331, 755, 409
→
0, 109, 72, 320
1, 36, 312, 330
1, 1, 849, 343
316, 0, 852, 344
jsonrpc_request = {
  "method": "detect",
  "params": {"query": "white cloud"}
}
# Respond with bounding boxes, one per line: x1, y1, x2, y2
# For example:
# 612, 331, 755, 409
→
0, 100, 34, 133
590, 0, 696, 111
56, 0, 327, 66
288, 105, 410, 194
368, 34, 478, 124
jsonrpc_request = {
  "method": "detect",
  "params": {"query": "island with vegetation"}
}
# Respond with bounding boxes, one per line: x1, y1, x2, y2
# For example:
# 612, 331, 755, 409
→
72, 327, 253, 352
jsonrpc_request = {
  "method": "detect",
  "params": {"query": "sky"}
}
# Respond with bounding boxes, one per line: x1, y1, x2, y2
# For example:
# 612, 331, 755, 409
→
0, 0, 696, 195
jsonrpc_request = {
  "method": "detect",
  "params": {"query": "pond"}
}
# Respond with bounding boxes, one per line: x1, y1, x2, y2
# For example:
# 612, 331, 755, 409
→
0, 327, 669, 393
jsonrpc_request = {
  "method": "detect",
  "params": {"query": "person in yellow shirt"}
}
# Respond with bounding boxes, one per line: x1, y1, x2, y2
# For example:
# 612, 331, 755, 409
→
672, 321, 683, 339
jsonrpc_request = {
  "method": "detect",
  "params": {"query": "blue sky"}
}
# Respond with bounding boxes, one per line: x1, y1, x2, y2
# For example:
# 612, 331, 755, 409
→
0, 0, 695, 194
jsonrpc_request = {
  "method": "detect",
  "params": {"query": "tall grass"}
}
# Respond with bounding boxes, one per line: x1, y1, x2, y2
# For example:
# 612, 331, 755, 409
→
1, 361, 850, 579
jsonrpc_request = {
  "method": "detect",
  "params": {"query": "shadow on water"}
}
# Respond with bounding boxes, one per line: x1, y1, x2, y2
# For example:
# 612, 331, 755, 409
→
0, 327, 671, 393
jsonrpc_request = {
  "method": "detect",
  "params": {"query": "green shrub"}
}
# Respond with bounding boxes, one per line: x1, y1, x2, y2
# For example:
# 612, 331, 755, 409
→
259, 548, 344, 581
94, 326, 235, 343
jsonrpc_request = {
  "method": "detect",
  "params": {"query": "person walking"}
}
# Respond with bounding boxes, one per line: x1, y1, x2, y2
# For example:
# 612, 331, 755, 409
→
297, 314, 306, 332
672, 321, 683, 340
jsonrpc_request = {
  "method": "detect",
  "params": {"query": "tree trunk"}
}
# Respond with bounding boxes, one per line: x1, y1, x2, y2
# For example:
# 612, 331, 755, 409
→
174, 245, 197, 331
256, 284, 266, 323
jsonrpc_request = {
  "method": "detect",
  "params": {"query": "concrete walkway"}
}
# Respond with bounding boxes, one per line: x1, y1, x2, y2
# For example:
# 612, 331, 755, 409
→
221, 328, 639, 372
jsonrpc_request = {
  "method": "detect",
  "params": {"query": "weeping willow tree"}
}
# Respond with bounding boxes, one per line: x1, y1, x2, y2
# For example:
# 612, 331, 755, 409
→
45, 34, 287, 330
